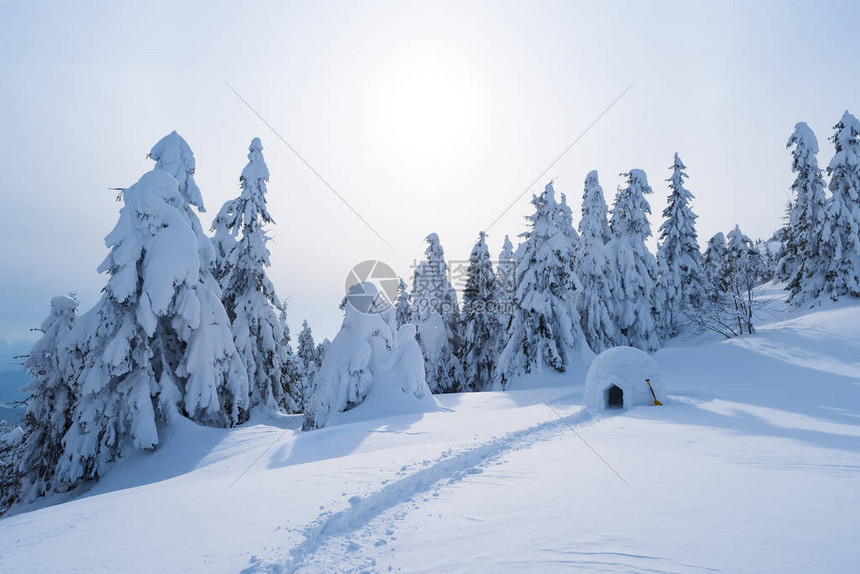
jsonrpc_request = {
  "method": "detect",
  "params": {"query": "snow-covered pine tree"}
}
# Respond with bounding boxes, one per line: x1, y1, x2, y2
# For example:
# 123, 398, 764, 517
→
410, 233, 463, 393
152, 133, 249, 408
494, 182, 591, 390
555, 190, 584, 301
317, 338, 331, 363
555, 191, 580, 246
461, 232, 503, 391
297, 320, 319, 372
149, 131, 218, 285
774, 201, 792, 276
15, 296, 79, 503
690, 230, 751, 338
211, 204, 236, 286
211, 138, 295, 412
293, 319, 321, 411
394, 278, 412, 328
56, 134, 249, 488
655, 153, 705, 338
495, 234, 517, 326
608, 170, 661, 351
575, 171, 623, 352
554, 191, 583, 292
755, 237, 779, 284
702, 232, 728, 302
821, 111, 860, 299
777, 123, 829, 303
724, 225, 763, 335
775, 206, 794, 285
497, 234, 516, 279
275, 304, 303, 412
0, 422, 24, 514
499, 234, 515, 262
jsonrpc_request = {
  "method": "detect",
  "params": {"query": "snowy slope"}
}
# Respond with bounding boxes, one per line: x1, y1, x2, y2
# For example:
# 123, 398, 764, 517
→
2, 303, 859, 573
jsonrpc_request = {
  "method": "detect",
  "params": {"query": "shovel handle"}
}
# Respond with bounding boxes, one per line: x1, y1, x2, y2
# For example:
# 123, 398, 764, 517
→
646, 379, 662, 405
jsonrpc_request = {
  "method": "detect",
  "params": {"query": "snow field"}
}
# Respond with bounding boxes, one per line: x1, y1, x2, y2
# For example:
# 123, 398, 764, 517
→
2, 302, 859, 573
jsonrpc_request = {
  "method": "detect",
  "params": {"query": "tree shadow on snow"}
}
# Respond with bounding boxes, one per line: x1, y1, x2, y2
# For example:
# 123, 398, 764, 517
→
657, 340, 860, 428
629, 398, 860, 464
267, 411, 428, 469
615, 328, 860, 464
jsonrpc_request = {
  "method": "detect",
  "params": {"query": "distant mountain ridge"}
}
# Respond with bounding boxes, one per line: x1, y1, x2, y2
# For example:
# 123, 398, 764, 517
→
0, 369, 28, 423
0, 339, 32, 370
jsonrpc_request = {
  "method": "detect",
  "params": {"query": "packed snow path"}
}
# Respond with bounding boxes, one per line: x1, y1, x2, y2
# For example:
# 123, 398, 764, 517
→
254, 405, 594, 573
2, 302, 859, 573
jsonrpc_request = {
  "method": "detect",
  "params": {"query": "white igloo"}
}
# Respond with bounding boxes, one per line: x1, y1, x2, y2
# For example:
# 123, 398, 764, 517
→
584, 346, 665, 411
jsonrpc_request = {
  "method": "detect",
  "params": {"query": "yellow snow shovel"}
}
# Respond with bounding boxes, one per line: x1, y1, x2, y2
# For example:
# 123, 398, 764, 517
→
646, 379, 662, 406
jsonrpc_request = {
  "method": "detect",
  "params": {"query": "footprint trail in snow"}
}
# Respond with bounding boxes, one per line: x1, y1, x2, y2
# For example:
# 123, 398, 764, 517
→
245, 406, 595, 573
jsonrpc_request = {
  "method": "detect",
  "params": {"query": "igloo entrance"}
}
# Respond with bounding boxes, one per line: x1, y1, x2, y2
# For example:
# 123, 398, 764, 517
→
606, 384, 624, 408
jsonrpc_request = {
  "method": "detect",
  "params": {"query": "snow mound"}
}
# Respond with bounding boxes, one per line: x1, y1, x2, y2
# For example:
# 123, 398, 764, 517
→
330, 323, 437, 426
304, 283, 437, 430
584, 346, 664, 410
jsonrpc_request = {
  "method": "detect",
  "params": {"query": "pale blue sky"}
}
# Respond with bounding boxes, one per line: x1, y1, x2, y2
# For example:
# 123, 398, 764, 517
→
1, 0, 859, 357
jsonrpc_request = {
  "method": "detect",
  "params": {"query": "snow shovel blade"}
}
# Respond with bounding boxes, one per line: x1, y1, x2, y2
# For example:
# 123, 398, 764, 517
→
646, 379, 662, 406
